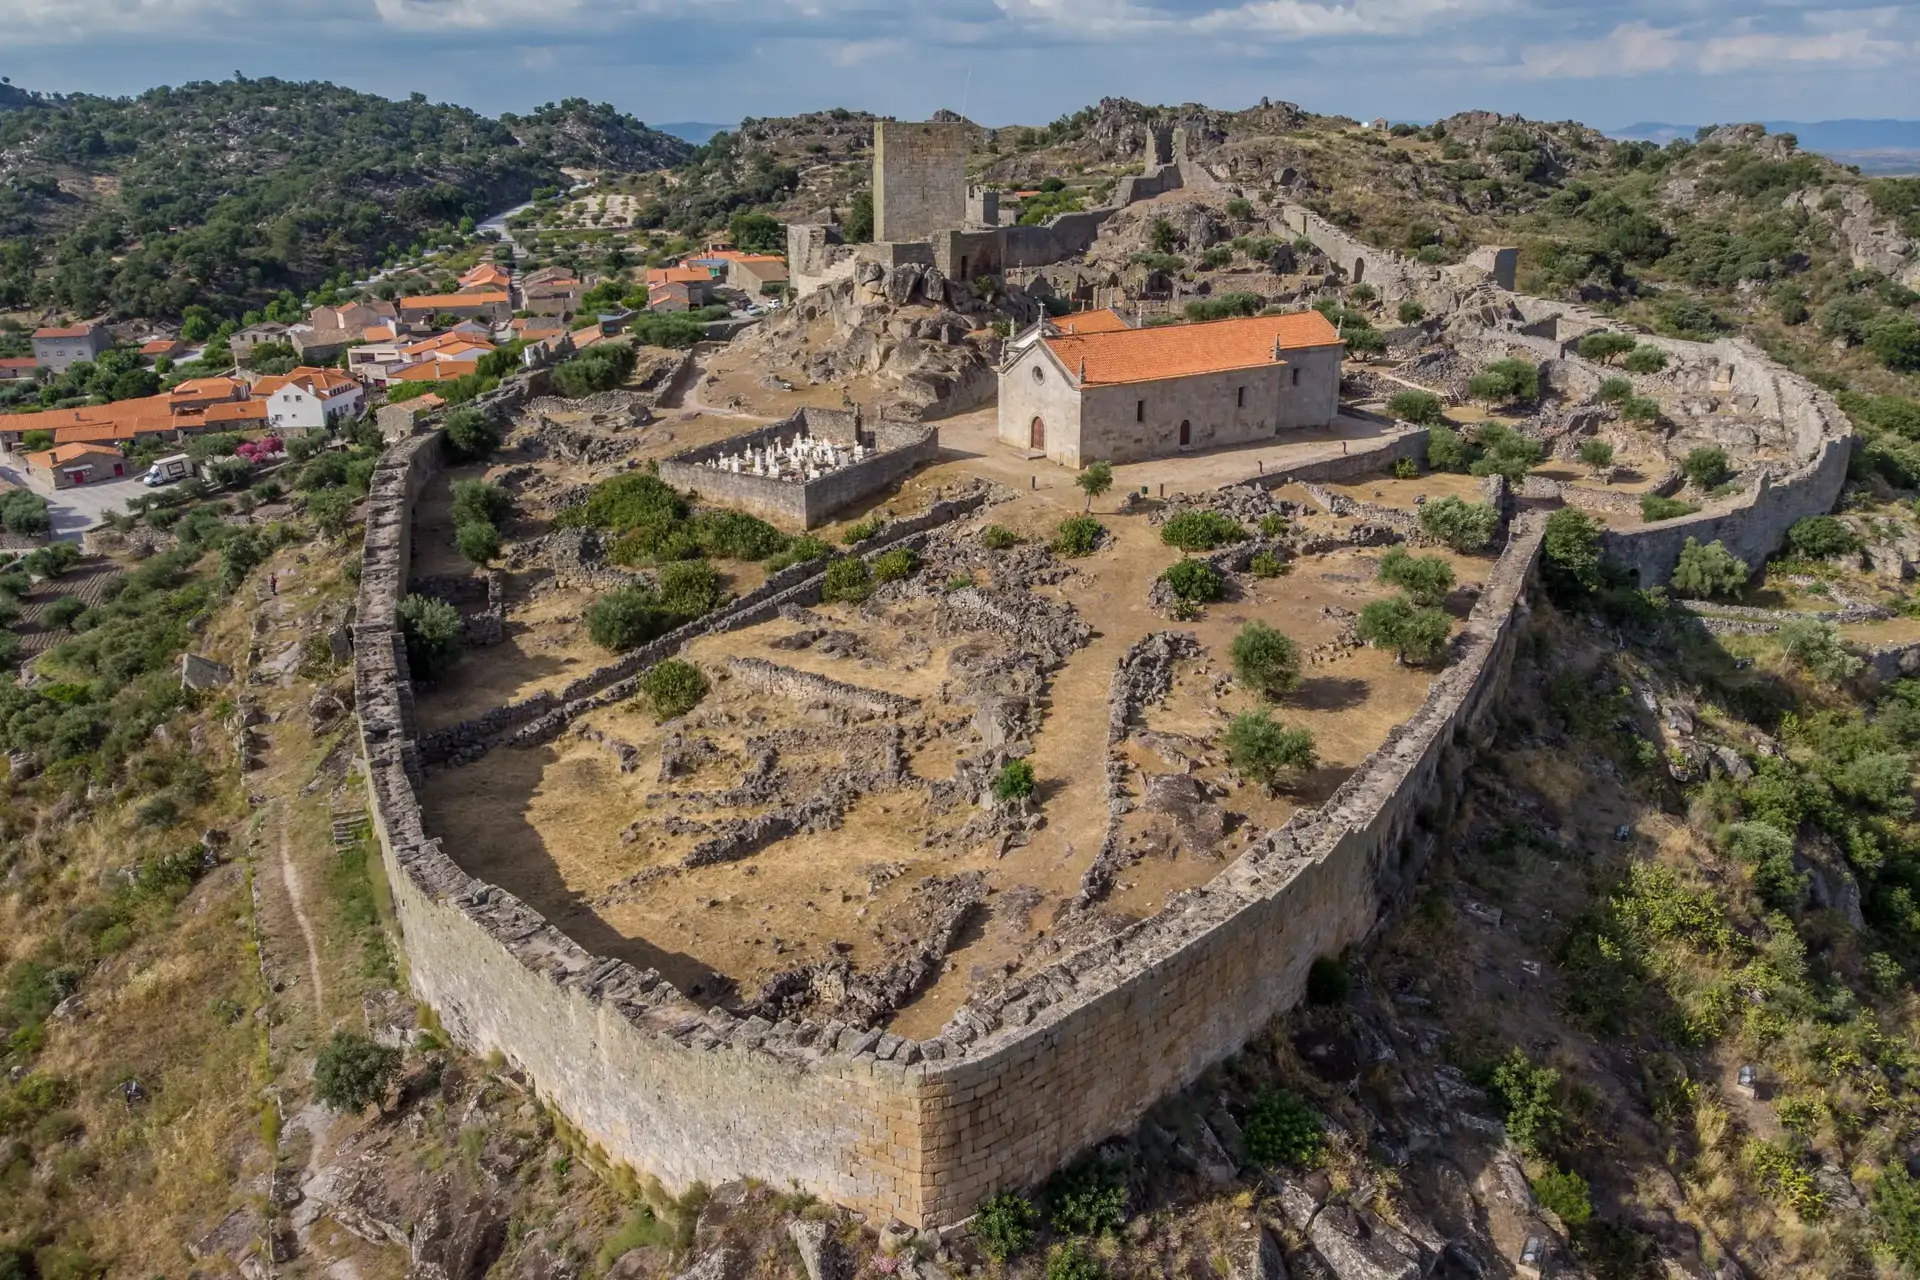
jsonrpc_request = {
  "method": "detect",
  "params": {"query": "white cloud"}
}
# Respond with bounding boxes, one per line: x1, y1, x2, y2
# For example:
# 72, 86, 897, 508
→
1513, 14, 1916, 79
1191, 0, 1510, 38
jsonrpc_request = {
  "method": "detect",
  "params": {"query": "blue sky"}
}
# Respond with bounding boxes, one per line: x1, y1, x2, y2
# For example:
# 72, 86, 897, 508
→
3, 0, 1917, 129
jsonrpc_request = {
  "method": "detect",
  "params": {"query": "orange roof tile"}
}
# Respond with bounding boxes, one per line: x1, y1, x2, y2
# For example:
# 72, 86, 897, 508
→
34, 324, 99, 339
1042, 311, 1341, 386
169, 376, 245, 401
140, 338, 181, 354
363, 325, 397, 342
0, 358, 37, 371
647, 267, 711, 286
397, 292, 509, 310
390, 360, 479, 383
1053, 309, 1131, 336
28, 443, 124, 467
204, 400, 270, 424
51, 419, 174, 445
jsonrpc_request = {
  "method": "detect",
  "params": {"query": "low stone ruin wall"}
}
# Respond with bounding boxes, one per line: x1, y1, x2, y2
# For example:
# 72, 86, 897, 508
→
658, 409, 939, 529
1232, 423, 1429, 492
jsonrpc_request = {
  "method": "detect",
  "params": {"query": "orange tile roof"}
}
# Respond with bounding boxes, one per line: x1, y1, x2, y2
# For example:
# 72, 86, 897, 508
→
414, 393, 446, 410
258, 367, 360, 398
517, 328, 565, 343
28, 443, 124, 468
363, 325, 397, 342
0, 358, 37, 371
34, 324, 99, 339
141, 338, 181, 354
398, 292, 508, 310
647, 267, 711, 286
390, 360, 479, 383
51, 419, 174, 445
204, 400, 270, 424
460, 265, 511, 287
1053, 309, 1131, 336
1042, 311, 1341, 386
169, 376, 245, 401
401, 332, 496, 357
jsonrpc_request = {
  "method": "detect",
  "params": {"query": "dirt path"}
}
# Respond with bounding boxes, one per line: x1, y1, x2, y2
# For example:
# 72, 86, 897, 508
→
666, 351, 775, 421
277, 810, 328, 1021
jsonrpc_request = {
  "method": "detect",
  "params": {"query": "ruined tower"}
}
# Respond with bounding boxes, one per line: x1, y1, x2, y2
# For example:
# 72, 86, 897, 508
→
873, 121, 970, 244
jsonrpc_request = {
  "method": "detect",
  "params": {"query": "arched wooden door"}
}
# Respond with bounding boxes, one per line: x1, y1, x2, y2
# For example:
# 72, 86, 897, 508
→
1179, 419, 1191, 447
1030, 416, 1045, 450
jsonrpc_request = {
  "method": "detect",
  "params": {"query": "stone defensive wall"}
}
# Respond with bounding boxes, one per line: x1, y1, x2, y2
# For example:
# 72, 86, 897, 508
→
355, 312, 1857, 1224
1278, 205, 1855, 584
656, 407, 938, 530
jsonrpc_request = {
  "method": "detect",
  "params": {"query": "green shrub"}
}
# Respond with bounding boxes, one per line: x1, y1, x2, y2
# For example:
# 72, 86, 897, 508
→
1397, 299, 1426, 324
981, 524, 1021, 550
450, 479, 512, 528
1621, 396, 1662, 424
313, 1031, 401, 1113
397, 593, 462, 679
1258, 512, 1289, 537
1623, 345, 1668, 374
1356, 595, 1452, 664
1160, 558, 1222, 605
1044, 1242, 1105, 1280
42, 597, 84, 630
1488, 1047, 1560, 1153
1778, 618, 1863, 684
993, 758, 1036, 802
297, 451, 350, 491
973, 1192, 1037, 1261
1393, 457, 1420, 479
587, 586, 675, 651
1640, 494, 1697, 522
1468, 424, 1543, 480
842, 516, 885, 544
1046, 1159, 1128, 1236
1242, 1088, 1323, 1167
0, 490, 48, 536
1532, 1167, 1592, 1229
455, 519, 500, 564
1249, 551, 1284, 578
1426, 424, 1471, 471
821, 557, 872, 604
1786, 515, 1857, 560
1577, 439, 1615, 469
442, 406, 501, 463
1376, 547, 1454, 605
1053, 517, 1105, 558
1597, 376, 1633, 403
1669, 538, 1747, 600
1418, 495, 1498, 552
1465, 358, 1539, 404
656, 560, 725, 616
1871, 1165, 1920, 1274
1160, 509, 1245, 551
1230, 621, 1301, 697
1074, 461, 1114, 511
871, 547, 920, 584
640, 659, 708, 721
1224, 710, 1316, 788
551, 343, 638, 397
1386, 389, 1443, 425
687, 510, 787, 561
1577, 331, 1636, 364
763, 535, 831, 573
563, 474, 687, 532
1306, 956, 1350, 1005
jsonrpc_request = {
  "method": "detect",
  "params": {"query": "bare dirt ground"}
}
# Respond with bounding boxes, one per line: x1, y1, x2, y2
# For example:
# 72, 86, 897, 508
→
413, 343, 1473, 1030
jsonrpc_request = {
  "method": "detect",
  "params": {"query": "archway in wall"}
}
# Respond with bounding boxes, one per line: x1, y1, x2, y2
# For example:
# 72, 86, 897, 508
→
1352, 257, 1366, 284
1030, 417, 1046, 450
1179, 420, 1191, 447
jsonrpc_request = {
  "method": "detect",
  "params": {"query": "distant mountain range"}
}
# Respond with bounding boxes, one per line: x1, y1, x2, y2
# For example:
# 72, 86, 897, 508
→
1614, 119, 1920, 174
657, 121, 735, 145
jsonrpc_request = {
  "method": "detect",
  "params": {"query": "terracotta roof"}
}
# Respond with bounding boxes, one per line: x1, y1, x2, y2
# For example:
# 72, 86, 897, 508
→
401, 332, 496, 357
398, 292, 508, 310
33, 324, 99, 339
141, 338, 181, 354
204, 400, 270, 424
517, 328, 565, 343
0, 358, 37, 371
414, 394, 447, 410
1041, 311, 1341, 386
28, 443, 124, 467
1053, 309, 1131, 336
460, 265, 511, 287
169, 376, 245, 401
52, 419, 174, 445
390, 360, 479, 383
260, 367, 361, 398
647, 267, 711, 287
363, 325, 397, 342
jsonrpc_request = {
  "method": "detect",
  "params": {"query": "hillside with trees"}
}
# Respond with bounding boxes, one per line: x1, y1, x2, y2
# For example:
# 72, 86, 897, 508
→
0, 78, 688, 320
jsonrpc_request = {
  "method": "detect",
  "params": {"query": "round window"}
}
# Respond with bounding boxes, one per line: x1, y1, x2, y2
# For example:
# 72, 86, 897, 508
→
1031, 365, 1044, 384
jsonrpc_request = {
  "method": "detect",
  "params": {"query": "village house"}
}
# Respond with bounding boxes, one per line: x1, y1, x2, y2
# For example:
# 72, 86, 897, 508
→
458, 264, 512, 292
167, 375, 248, 417
255, 367, 365, 432
228, 321, 289, 361
397, 291, 512, 327
727, 255, 789, 295
290, 327, 360, 363
646, 267, 713, 310
0, 358, 38, 382
309, 300, 399, 332
387, 360, 479, 387
25, 443, 133, 489
995, 310, 1345, 468
140, 337, 186, 363
31, 323, 112, 374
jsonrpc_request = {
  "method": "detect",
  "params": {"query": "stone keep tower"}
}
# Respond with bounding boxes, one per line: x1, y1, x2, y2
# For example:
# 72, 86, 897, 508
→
874, 122, 970, 244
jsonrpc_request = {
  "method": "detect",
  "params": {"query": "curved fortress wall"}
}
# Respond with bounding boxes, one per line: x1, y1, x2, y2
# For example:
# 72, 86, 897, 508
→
357, 262, 1852, 1221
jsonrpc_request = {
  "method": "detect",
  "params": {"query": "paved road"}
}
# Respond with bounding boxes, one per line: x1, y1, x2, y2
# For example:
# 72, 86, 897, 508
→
0, 453, 149, 542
